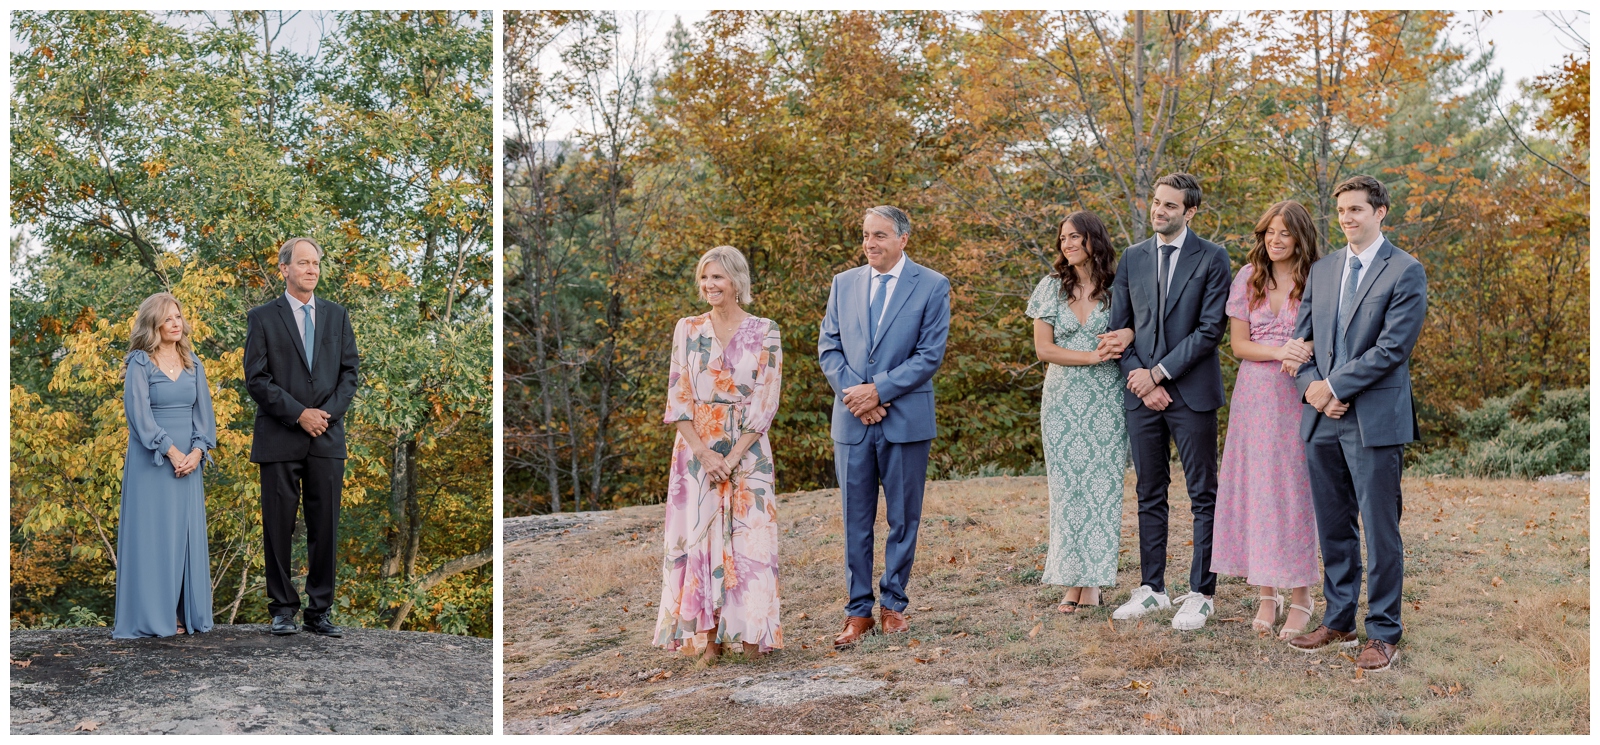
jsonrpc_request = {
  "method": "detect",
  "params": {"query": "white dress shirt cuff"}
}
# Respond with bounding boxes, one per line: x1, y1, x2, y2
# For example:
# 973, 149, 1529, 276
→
1154, 364, 1171, 383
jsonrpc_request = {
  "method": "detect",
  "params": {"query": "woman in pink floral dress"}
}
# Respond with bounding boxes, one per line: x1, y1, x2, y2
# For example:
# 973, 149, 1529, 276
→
653, 246, 784, 665
1212, 201, 1322, 640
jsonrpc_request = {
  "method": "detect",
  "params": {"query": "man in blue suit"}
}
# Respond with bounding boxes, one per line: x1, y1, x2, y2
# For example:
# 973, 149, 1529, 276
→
818, 205, 952, 647
1285, 175, 1426, 673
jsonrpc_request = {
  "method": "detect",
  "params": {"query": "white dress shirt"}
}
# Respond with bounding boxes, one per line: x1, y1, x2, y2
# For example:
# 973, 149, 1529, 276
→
1151, 226, 1187, 382
1326, 233, 1384, 401
286, 292, 317, 338
868, 252, 907, 331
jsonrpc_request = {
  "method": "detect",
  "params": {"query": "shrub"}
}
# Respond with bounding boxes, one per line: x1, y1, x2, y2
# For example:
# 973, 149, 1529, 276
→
1412, 386, 1590, 478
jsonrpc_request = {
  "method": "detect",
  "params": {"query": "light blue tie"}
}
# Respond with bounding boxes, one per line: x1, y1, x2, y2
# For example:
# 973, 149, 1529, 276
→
868, 274, 892, 344
302, 304, 315, 370
1333, 256, 1362, 369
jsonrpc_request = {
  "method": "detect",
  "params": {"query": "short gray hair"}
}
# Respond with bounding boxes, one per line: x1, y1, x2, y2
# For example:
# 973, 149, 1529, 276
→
277, 236, 324, 266
695, 245, 753, 305
863, 205, 912, 237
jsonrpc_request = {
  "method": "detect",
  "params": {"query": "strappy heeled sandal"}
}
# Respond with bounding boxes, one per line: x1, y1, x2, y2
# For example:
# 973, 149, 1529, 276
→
1252, 593, 1285, 634
1278, 600, 1316, 640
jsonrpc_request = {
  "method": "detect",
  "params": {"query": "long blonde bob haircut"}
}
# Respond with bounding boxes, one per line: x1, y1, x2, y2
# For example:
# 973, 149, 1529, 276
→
128, 292, 196, 370
694, 245, 753, 305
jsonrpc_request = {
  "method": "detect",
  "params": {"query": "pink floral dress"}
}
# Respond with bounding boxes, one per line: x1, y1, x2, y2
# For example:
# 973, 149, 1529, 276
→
653, 314, 784, 653
1212, 265, 1321, 589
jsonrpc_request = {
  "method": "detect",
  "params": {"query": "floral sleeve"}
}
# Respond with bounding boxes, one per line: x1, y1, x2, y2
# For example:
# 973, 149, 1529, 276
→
1026, 274, 1059, 325
663, 317, 695, 424
739, 321, 783, 436
1226, 264, 1252, 322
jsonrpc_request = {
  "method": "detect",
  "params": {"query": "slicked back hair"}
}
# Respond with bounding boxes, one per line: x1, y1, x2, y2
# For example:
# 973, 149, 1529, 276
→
863, 205, 912, 237
1153, 172, 1203, 211
1332, 174, 1391, 212
277, 236, 324, 267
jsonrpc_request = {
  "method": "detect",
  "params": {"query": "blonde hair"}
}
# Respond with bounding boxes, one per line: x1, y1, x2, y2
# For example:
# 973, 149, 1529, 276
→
694, 245, 753, 305
128, 292, 195, 370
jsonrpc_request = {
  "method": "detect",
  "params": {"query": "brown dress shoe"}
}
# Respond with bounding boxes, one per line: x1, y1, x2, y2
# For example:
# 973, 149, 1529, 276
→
880, 608, 909, 634
1354, 639, 1399, 671
834, 616, 875, 647
1286, 625, 1358, 652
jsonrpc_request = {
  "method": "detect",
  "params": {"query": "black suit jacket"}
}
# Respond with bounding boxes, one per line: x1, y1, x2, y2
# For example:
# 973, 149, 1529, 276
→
245, 295, 360, 462
1108, 229, 1231, 412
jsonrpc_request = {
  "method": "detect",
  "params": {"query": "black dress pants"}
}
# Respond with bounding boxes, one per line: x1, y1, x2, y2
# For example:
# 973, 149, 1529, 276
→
260, 456, 344, 617
1126, 392, 1219, 596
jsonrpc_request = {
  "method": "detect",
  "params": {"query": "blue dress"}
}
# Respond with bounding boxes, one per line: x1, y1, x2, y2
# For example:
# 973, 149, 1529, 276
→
112, 350, 217, 638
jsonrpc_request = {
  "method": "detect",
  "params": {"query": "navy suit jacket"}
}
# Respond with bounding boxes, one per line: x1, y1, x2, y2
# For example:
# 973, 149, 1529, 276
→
817, 257, 951, 445
244, 295, 360, 462
1293, 238, 1427, 447
1108, 230, 1232, 412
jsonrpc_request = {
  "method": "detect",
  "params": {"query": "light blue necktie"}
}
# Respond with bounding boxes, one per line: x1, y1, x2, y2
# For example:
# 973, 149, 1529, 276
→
302, 304, 315, 370
868, 273, 892, 344
1333, 256, 1362, 369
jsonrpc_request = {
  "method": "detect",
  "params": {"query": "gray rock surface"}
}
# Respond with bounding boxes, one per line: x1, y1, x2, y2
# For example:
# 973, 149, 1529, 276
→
724, 666, 887, 706
503, 511, 611, 544
1536, 471, 1589, 483
10, 625, 490, 735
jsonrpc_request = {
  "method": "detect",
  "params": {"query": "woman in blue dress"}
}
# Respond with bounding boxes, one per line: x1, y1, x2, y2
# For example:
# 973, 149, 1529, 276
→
112, 292, 217, 638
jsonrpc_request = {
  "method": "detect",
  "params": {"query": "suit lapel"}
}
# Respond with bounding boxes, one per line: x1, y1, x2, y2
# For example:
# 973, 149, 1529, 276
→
275, 296, 312, 371
1339, 240, 1393, 339
853, 266, 872, 350
1316, 250, 1344, 375
1162, 231, 1203, 320
872, 260, 921, 352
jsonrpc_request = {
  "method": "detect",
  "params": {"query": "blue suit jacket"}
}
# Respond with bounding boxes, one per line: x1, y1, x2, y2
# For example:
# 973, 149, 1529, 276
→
1293, 238, 1427, 447
817, 257, 952, 445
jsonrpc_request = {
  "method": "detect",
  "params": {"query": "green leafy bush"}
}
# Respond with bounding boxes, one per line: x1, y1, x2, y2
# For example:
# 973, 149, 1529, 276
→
1413, 386, 1589, 478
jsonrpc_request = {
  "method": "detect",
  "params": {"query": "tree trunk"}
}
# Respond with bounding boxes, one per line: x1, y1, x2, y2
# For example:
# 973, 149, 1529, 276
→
383, 438, 418, 578
388, 547, 493, 631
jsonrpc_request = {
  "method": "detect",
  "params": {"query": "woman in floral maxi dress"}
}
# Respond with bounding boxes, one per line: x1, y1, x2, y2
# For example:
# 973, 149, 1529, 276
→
654, 246, 784, 664
1212, 201, 1322, 640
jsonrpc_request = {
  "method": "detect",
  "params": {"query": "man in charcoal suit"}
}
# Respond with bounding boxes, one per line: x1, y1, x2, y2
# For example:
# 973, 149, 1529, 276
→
245, 236, 360, 637
1284, 175, 1426, 672
1100, 173, 1233, 630
818, 206, 951, 647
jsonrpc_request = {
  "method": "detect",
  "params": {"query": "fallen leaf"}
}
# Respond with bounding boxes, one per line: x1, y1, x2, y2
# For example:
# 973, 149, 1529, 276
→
1491, 576, 1504, 587
1028, 622, 1043, 639
826, 651, 838, 658
587, 627, 600, 634
887, 646, 902, 652
908, 639, 922, 648
1216, 617, 1246, 623
916, 606, 933, 612
614, 651, 622, 658
913, 657, 930, 664
1124, 679, 1151, 690
962, 704, 974, 712
74, 721, 99, 732
797, 612, 809, 620
621, 606, 629, 613
952, 632, 968, 639
11, 660, 30, 668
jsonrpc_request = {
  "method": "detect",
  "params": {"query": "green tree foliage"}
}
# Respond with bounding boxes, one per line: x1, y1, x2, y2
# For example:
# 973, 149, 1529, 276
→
11, 10, 492, 635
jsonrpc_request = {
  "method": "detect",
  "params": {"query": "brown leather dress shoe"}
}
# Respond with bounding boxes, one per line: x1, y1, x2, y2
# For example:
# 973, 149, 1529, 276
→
1354, 639, 1399, 671
834, 616, 875, 647
1286, 625, 1358, 652
880, 608, 909, 634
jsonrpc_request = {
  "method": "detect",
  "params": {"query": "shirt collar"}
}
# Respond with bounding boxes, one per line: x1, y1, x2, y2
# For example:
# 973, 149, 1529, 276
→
285, 292, 316, 311
1158, 226, 1188, 250
870, 252, 908, 280
1347, 233, 1384, 260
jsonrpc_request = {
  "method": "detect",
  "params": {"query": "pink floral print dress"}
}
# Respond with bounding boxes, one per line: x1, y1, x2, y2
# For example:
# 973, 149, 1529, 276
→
653, 314, 784, 653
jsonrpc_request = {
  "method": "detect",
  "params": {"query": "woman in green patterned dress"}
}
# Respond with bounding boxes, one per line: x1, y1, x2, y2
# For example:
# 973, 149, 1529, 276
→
1027, 211, 1130, 613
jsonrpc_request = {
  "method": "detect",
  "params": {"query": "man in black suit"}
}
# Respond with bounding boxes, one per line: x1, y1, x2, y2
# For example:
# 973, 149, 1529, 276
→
1100, 173, 1233, 630
245, 236, 360, 636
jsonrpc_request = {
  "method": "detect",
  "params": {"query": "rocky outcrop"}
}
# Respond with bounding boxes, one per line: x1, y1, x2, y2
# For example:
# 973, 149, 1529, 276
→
10, 625, 490, 735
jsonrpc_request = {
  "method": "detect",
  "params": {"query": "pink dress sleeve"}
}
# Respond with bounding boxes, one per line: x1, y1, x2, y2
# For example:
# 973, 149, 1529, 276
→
663, 317, 695, 424
1226, 264, 1253, 322
739, 321, 783, 436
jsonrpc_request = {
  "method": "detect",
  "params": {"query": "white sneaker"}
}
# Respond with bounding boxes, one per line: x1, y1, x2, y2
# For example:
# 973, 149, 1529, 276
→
1111, 585, 1171, 620
1170, 592, 1215, 630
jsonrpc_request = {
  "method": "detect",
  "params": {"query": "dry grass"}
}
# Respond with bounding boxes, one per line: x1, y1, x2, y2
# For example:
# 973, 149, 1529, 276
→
502, 471, 1589, 734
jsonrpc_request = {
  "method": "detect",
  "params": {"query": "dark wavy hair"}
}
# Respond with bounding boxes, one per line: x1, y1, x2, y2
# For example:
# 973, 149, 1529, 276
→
1247, 200, 1320, 310
1052, 211, 1117, 305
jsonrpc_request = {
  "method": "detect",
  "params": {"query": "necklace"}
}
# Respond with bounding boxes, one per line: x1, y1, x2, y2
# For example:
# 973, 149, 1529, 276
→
710, 312, 745, 337
154, 349, 182, 376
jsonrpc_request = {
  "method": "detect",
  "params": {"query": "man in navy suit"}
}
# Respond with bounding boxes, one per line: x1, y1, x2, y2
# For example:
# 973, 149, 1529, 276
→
244, 236, 360, 637
818, 206, 951, 647
1101, 173, 1233, 630
1285, 175, 1426, 672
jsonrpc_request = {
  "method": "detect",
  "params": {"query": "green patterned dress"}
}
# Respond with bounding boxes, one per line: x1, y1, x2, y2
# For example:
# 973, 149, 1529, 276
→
1027, 275, 1129, 587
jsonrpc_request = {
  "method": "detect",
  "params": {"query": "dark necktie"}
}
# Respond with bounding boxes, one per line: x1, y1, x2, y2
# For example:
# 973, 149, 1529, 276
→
1157, 243, 1177, 352
1333, 256, 1363, 369
868, 273, 892, 344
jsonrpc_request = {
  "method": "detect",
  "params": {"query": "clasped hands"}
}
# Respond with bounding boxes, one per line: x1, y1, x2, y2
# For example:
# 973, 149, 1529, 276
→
1304, 379, 1349, 419
166, 446, 204, 478
693, 446, 746, 484
842, 382, 890, 426
299, 408, 332, 438
1091, 329, 1174, 411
